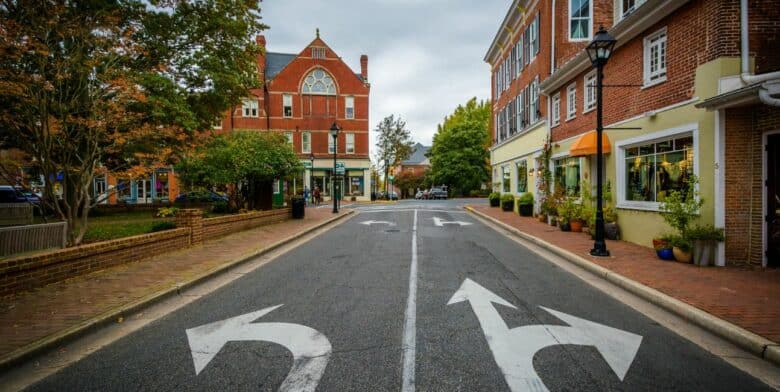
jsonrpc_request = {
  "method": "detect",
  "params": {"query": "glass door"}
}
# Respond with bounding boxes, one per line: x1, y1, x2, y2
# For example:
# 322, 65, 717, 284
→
138, 179, 152, 204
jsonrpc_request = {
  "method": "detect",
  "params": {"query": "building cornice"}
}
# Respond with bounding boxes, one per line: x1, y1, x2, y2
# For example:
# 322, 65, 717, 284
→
484, 0, 532, 66
539, 0, 689, 95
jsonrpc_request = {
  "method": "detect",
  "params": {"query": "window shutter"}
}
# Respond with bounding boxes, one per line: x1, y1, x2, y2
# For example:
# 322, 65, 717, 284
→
534, 13, 541, 55
523, 31, 530, 65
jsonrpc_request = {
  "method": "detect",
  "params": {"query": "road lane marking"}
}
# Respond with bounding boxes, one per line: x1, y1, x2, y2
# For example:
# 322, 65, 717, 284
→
401, 209, 418, 392
448, 279, 643, 392
359, 220, 396, 226
358, 209, 468, 214
432, 217, 473, 227
186, 305, 332, 392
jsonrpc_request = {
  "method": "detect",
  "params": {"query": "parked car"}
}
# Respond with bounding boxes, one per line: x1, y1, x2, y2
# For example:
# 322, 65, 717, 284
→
174, 190, 228, 203
429, 187, 448, 200
415, 190, 424, 199
0, 185, 41, 204
387, 191, 398, 201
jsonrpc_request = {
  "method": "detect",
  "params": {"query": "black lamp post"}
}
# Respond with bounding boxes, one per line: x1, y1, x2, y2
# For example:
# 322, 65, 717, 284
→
330, 122, 340, 213
309, 153, 315, 204
585, 26, 616, 257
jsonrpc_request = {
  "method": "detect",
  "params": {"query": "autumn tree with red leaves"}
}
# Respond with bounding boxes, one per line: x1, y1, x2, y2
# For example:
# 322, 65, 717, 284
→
0, 0, 266, 245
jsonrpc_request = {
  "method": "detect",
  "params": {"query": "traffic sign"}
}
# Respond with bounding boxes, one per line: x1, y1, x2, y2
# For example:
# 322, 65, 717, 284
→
303, 161, 312, 168
335, 162, 345, 175
388, 175, 394, 182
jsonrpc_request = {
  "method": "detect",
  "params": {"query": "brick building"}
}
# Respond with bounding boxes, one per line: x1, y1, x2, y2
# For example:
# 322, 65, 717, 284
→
488, 0, 780, 266
218, 31, 372, 201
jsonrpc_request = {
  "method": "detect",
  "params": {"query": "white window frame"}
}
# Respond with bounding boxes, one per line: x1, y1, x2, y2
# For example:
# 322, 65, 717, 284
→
530, 77, 539, 123
643, 27, 668, 87
551, 154, 584, 197
566, 83, 577, 120
551, 93, 561, 127
312, 47, 326, 59
515, 41, 522, 76
530, 13, 539, 60
583, 71, 597, 113
283, 94, 293, 118
242, 98, 258, 117
345, 96, 355, 119
285, 132, 293, 144
617, 0, 646, 22
568, 0, 593, 41
328, 133, 336, 154
615, 122, 699, 212
346, 133, 355, 154
302, 132, 311, 154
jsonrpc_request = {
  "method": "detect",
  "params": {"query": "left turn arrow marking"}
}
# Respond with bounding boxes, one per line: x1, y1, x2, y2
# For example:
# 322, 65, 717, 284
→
186, 305, 332, 392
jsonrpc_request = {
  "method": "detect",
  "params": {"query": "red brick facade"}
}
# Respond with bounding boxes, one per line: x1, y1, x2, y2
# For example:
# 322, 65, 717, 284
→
219, 34, 370, 161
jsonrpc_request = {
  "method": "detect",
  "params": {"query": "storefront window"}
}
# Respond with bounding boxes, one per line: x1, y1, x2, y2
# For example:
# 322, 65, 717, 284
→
155, 171, 169, 200
554, 157, 580, 196
502, 166, 511, 193
116, 180, 131, 201
348, 175, 364, 195
516, 160, 528, 193
625, 135, 693, 202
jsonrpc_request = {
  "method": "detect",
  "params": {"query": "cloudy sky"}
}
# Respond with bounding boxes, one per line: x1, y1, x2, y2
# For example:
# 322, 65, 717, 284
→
260, 0, 508, 156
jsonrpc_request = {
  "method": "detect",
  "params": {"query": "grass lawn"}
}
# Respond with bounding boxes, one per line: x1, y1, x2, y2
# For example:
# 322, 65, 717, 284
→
34, 209, 232, 244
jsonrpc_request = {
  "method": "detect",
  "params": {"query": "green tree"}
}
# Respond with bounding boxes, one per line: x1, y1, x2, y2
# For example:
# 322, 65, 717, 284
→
428, 98, 491, 196
374, 115, 414, 193
393, 170, 428, 199
177, 131, 302, 210
0, 0, 266, 245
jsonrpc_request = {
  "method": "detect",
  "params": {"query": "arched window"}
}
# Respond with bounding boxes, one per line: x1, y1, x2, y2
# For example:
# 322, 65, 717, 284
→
302, 68, 336, 95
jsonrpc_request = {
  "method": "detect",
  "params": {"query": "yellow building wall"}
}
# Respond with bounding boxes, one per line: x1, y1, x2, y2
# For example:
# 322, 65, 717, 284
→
490, 123, 549, 211
549, 57, 740, 248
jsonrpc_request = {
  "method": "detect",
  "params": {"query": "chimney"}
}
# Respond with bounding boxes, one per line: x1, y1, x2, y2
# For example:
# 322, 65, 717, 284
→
256, 35, 267, 79
360, 54, 368, 81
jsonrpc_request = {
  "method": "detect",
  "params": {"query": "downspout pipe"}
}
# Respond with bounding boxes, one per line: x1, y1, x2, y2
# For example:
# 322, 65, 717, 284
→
550, 0, 555, 76
740, 0, 780, 86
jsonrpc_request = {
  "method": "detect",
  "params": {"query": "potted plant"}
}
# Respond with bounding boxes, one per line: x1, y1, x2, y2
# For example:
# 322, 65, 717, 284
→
654, 233, 675, 261
687, 224, 725, 266
557, 197, 580, 232
489, 192, 501, 207
500, 194, 515, 211
518, 192, 534, 216
668, 234, 693, 263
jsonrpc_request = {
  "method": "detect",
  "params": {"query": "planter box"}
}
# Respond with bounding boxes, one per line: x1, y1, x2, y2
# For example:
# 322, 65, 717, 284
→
693, 240, 717, 266
518, 204, 533, 216
501, 200, 514, 211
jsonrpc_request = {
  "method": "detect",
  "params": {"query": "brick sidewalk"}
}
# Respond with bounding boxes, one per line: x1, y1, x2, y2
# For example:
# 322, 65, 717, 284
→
0, 208, 348, 361
470, 205, 780, 343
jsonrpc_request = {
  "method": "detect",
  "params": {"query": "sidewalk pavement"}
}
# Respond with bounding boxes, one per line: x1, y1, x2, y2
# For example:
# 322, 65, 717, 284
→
468, 204, 780, 365
0, 208, 353, 369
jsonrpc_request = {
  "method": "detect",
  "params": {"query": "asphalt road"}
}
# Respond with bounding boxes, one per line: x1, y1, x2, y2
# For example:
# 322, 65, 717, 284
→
27, 200, 773, 391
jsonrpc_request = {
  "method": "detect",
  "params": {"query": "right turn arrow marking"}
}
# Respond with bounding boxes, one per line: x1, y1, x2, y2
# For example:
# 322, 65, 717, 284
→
448, 278, 643, 392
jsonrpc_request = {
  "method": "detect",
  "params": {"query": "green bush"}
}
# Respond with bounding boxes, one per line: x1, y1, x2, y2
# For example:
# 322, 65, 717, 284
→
489, 192, 501, 207
686, 224, 724, 242
500, 194, 515, 203
150, 221, 176, 232
212, 201, 230, 214
666, 233, 692, 252
518, 192, 534, 205
156, 207, 179, 218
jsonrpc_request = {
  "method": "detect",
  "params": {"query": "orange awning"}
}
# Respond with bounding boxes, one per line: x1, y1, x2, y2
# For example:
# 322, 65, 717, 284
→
569, 130, 611, 157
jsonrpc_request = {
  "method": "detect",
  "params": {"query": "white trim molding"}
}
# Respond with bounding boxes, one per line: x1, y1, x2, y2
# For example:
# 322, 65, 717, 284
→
615, 122, 699, 212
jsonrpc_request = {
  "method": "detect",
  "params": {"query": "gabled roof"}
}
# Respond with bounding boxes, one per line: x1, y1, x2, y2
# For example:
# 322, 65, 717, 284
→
402, 143, 430, 165
265, 52, 296, 80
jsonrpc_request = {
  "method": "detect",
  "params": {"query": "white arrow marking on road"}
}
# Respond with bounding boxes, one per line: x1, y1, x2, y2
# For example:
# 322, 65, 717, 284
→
186, 305, 332, 392
447, 279, 642, 392
432, 217, 472, 227
359, 220, 396, 226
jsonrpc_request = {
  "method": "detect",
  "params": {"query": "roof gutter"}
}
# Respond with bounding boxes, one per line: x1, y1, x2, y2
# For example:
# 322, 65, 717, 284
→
540, 0, 687, 95
740, 0, 780, 106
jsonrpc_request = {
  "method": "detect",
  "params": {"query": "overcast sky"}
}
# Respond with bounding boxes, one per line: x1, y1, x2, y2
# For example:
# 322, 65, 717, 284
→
260, 0, 508, 157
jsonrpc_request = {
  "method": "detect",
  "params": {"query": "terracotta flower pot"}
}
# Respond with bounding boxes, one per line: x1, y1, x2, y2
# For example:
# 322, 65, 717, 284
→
673, 247, 693, 263
570, 219, 584, 232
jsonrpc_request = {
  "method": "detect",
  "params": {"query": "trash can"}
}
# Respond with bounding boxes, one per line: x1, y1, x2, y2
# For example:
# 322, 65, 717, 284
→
291, 197, 305, 219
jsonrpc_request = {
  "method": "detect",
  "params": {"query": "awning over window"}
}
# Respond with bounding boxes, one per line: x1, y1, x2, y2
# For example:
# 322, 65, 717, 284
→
570, 130, 611, 157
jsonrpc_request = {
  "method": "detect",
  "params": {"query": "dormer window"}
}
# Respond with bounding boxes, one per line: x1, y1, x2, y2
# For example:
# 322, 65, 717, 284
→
302, 68, 336, 95
312, 47, 326, 59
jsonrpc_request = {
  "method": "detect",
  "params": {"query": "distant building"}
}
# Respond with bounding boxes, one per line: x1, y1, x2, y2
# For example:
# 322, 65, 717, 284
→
217, 31, 372, 202
393, 143, 431, 177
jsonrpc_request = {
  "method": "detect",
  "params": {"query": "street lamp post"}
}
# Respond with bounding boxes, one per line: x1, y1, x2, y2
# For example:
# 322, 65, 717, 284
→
309, 153, 315, 205
330, 122, 340, 214
585, 26, 616, 257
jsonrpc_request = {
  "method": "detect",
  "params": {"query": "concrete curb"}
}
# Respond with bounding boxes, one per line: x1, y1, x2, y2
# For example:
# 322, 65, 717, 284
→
465, 206, 780, 367
0, 210, 355, 371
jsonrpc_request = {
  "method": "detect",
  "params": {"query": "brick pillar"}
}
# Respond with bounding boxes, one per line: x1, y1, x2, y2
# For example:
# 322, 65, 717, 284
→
176, 209, 203, 245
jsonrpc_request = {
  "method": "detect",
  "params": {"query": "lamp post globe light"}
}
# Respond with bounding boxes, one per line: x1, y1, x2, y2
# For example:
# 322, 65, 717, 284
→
586, 26, 616, 257
330, 122, 340, 214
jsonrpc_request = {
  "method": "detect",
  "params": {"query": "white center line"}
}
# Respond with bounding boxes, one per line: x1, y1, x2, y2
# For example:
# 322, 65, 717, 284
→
401, 209, 418, 392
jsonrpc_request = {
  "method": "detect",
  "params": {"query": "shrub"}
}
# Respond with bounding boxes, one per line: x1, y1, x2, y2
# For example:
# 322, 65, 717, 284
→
660, 175, 702, 238
686, 224, 725, 242
156, 207, 179, 218
500, 194, 515, 203
666, 233, 692, 252
518, 192, 534, 205
489, 192, 501, 207
211, 201, 230, 214
150, 221, 176, 232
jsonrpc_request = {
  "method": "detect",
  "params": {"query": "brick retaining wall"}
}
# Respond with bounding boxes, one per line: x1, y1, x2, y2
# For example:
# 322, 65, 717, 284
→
0, 228, 190, 297
203, 208, 291, 239
0, 208, 292, 297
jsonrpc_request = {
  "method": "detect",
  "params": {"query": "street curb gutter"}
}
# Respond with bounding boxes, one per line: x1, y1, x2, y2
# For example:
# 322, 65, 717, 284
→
465, 206, 780, 367
0, 210, 356, 372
